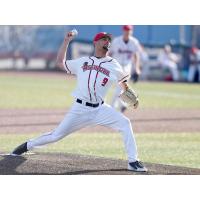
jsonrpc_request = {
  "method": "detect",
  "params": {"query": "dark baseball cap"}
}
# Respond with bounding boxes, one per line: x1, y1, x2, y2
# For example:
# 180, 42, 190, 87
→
93, 32, 112, 42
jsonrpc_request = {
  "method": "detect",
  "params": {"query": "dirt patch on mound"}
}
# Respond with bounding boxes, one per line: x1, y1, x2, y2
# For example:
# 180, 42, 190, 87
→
0, 153, 199, 175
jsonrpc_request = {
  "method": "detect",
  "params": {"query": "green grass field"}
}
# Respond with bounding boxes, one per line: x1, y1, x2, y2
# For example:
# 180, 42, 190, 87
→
0, 73, 200, 169
0, 74, 200, 108
1, 132, 200, 168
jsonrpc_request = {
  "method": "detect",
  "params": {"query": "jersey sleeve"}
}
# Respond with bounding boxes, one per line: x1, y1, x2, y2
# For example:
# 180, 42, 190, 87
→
64, 57, 82, 75
112, 59, 130, 83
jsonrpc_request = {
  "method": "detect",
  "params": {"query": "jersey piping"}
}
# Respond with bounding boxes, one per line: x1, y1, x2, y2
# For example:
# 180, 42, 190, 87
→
88, 57, 94, 101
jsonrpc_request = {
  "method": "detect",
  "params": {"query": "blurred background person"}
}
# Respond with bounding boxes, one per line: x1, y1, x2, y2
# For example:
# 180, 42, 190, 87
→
109, 25, 142, 112
187, 46, 200, 82
139, 44, 150, 80
158, 44, 180, 81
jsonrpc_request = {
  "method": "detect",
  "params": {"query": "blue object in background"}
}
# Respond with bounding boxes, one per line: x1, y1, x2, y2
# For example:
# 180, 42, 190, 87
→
0, 25, 193, 54
68, 25, 193, 46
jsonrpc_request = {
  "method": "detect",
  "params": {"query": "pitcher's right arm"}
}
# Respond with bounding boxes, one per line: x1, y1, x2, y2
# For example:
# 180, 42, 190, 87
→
56, 31, 75, 70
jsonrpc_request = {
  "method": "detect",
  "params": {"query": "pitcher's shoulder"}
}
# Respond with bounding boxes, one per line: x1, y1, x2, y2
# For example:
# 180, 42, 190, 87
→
110, 57, 120, 65
109, 58, 122, 69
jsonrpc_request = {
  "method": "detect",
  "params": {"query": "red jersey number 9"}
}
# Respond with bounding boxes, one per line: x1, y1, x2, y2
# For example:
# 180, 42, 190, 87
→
101, 77, 108, 86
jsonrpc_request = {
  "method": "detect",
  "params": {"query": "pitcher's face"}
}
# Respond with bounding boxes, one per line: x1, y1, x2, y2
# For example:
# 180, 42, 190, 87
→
94, 37, 111, 52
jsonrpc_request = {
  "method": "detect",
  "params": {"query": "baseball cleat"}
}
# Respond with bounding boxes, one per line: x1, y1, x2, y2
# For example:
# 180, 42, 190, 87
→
128, 160, 148, 172
11, 142, 28, 155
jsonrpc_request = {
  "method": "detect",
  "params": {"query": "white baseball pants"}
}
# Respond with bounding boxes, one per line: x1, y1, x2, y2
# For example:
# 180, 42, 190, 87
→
27, 101, 138, 162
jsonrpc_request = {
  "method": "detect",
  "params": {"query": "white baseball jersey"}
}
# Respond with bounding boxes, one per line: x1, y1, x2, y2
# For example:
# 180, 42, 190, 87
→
64, 56, 129, 103
110, 36, 141, 73
27, 55, 138, 163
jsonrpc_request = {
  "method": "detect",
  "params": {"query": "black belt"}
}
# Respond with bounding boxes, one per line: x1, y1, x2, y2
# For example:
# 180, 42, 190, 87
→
76, 99, 104, 108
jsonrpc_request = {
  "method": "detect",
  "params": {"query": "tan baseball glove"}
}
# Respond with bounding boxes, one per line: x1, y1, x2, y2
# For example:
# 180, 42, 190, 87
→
120, 88, 139, 109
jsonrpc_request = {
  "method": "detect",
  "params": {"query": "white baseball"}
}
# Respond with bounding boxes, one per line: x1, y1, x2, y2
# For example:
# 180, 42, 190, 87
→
71, 29, 78, 36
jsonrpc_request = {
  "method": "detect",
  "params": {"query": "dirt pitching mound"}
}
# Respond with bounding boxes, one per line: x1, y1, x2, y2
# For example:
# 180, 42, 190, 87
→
0, 153, 199, 175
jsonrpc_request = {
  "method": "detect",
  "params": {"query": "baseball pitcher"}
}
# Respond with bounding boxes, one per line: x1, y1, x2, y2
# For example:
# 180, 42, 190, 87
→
11, 30, 147, 172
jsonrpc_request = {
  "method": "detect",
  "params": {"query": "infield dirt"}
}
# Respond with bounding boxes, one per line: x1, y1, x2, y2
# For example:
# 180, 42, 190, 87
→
0, 153, 200, 175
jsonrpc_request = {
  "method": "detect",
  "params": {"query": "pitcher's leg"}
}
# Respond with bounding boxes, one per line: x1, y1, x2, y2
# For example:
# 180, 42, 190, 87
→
94, 104, 138, 162
12, 104, 90, 155
27, 112, 89, 150
117, 115, 138, 162
93, 104, 147, 172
